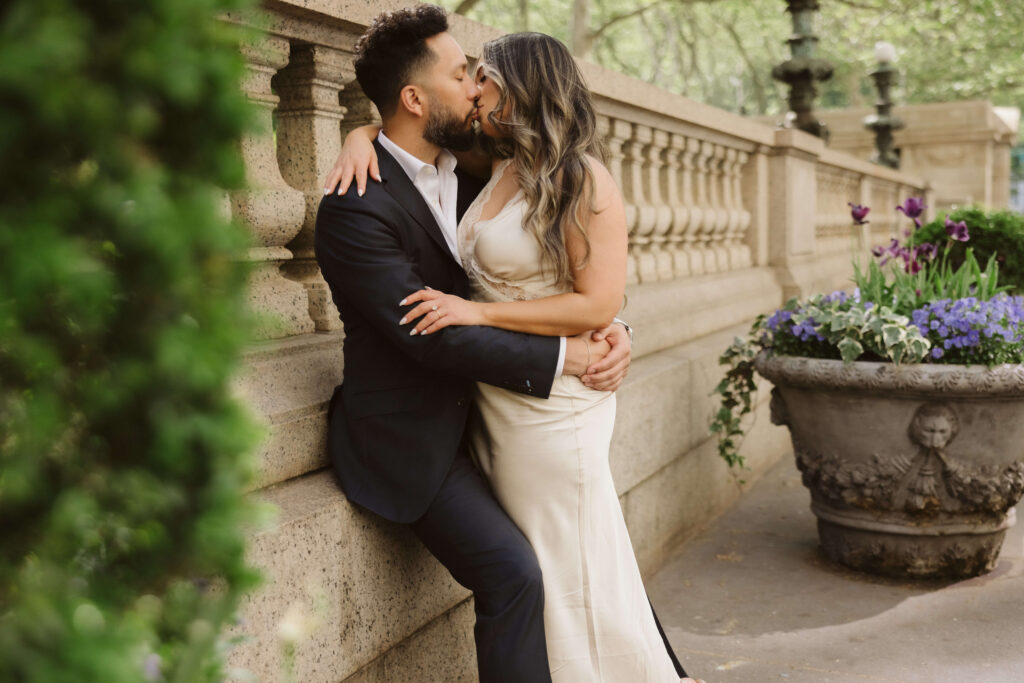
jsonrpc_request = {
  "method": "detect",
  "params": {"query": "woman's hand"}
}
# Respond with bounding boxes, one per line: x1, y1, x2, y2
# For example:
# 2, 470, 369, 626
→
400, 288, 486, 335
322, 125, 381, 196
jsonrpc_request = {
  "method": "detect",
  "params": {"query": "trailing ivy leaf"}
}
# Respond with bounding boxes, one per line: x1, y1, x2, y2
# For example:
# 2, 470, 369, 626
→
838, 337, 864, 363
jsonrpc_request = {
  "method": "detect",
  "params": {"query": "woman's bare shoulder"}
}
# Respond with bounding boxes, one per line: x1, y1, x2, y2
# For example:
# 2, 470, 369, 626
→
584, 155, 621, 212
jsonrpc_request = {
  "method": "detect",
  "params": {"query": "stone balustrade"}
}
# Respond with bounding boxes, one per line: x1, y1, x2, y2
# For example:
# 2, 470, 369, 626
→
224, 2, 930, 681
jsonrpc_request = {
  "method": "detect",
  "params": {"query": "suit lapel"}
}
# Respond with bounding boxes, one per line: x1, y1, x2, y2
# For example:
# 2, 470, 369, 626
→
376, 140, 461, 267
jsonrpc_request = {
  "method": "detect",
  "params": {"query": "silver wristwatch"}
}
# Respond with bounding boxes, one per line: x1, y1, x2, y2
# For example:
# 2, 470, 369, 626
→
614, 318, 634, 344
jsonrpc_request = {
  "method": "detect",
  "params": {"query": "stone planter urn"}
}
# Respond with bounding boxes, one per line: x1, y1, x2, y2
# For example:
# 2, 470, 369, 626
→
755, 353, 1024, 579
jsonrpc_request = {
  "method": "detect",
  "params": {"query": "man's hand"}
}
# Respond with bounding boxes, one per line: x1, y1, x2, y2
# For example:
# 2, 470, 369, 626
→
580, 322, 631, 392
562, 333, 611, 377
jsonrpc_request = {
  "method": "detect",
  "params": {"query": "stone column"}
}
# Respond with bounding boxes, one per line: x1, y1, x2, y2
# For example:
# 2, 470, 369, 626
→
603, 118, 639, 285
273, 43, 353, 331
727, 150, 753, 269
681, 137, 705, 276
693, 141, 717, 273
645, 128, 675, 281
663, 134, 691, 278
742, 144, 770, 267
234, 35, 313, 339
622, 124, 658, 283
707, 145, 731, 270
768, 128, 822, 298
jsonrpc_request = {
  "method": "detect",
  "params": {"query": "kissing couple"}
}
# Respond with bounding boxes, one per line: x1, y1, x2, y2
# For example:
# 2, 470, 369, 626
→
315, 5, 703, 682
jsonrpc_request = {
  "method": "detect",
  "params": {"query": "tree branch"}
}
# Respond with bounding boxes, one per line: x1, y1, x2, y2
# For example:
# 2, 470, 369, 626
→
590, 0, 666, 41
712, 10, 767, 113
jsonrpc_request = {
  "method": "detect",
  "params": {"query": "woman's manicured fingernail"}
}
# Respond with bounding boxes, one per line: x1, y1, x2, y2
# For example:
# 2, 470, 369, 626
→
399, 316, 407, 325
399, 298, 407, 306
409, 329, 418, 336
358, 188, 364, 197
374, 174, 382, 182
323, 187, 330, 195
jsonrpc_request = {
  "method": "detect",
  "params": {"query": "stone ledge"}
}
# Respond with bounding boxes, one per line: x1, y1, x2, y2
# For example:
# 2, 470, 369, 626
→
230, 470, 470, 682
235, 330, 343, 491
240, 271, 785, 491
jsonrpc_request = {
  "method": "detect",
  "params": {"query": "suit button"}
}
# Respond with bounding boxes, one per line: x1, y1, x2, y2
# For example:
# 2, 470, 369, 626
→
456, 398, 467, 407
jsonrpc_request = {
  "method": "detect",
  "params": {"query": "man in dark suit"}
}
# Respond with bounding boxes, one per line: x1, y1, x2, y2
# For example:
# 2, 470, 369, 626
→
314, 6, 632, 682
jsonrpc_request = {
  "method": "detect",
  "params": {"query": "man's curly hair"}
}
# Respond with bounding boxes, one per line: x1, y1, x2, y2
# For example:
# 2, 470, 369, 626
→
354, 5, 449, 119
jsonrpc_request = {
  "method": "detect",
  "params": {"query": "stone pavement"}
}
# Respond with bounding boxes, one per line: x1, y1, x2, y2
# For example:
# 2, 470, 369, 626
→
648, 456, 1024, 683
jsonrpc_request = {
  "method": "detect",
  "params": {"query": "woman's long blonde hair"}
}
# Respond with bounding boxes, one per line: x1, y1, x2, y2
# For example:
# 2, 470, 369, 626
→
479, 33, 604, 286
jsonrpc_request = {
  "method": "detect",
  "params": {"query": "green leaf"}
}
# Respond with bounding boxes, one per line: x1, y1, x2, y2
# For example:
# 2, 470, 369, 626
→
838, 337, 864, 363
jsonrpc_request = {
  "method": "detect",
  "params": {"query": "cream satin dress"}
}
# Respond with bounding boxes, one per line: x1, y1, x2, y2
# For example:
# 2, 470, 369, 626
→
460, 160, 679, 682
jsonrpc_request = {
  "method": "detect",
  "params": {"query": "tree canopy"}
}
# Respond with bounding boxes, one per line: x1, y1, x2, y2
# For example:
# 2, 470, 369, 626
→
445, 0, 1024, 117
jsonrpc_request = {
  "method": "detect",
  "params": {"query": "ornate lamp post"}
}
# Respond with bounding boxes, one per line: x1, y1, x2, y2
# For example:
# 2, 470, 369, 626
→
771, 0, 834, 140
864, 41, 904, 169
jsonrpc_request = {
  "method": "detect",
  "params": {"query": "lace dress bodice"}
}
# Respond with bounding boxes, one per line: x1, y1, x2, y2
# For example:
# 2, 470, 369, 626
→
458, 159, 571, 304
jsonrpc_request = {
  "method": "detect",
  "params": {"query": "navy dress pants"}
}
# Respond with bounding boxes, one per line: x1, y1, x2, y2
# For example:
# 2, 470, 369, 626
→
410, 451, 553, 683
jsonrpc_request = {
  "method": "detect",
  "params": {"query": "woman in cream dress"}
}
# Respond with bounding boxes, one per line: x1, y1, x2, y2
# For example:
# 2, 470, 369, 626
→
334, 31, 699, 683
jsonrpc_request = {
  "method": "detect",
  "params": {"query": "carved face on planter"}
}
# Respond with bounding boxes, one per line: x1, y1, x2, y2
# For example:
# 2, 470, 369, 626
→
909, 403, 959, 449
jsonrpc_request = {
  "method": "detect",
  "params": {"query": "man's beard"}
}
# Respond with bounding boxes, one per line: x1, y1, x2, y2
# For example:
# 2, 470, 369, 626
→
423, 99, 478, 151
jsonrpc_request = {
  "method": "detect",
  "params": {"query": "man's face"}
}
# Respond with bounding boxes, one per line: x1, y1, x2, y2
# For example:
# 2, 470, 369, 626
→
417, 32, 480, 150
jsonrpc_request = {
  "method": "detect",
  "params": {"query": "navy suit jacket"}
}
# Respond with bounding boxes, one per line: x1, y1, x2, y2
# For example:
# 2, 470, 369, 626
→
314, 141, 561, 523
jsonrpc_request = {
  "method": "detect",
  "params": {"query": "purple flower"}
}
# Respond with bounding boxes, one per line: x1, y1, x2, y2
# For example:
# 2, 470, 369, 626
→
849, 202, 870, 225
896, 197, 926, 227
944, 215, 970, 242
914, 243, 937, 261
910, 294, 1024, 363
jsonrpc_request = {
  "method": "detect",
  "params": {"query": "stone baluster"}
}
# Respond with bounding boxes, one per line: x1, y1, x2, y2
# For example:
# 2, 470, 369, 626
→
720, 149, 745, 270
645, 129, 675, 281
600, 116, 639, 285
338, 77, 381, 135
621, 124, 658, 283
662, 134, 690, 278
273, 43, 353, 331
693, 140, 717, 273
718, 147, 738, 268
707, 145, 731, 271
234, 35, 313, 339
681, 137, 705, 276
730, 150, 753, 268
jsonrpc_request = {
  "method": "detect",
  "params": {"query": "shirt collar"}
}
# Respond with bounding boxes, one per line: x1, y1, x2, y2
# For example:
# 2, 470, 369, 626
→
378, 131, 457, 182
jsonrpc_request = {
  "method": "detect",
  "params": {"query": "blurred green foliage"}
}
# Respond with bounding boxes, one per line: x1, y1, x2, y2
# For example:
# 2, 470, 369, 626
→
912, 208, 1024, 294
0, 1, 264, 681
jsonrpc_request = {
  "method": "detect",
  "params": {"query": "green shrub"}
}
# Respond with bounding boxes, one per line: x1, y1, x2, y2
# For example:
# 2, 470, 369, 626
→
911, 207, 1024, 293
0, 1, 262, 681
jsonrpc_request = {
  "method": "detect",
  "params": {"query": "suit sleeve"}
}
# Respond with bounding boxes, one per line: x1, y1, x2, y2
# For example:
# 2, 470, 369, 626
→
314, 195, 560, 398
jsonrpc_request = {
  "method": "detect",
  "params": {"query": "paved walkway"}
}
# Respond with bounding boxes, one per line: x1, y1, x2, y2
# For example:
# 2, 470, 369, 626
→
649, 457, 1024, 682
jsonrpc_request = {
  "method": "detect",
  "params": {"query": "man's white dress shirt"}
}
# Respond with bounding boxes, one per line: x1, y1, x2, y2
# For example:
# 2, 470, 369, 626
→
378, 132, 566, 376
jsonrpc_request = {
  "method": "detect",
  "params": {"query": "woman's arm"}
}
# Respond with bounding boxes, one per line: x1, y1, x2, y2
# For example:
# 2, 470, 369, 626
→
322, 125, 496, 195
403, 160, 628, 337
322, 124, 381, 196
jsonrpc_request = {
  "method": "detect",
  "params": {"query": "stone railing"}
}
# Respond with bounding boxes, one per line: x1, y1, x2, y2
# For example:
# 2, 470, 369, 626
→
224, 2, 930, 681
